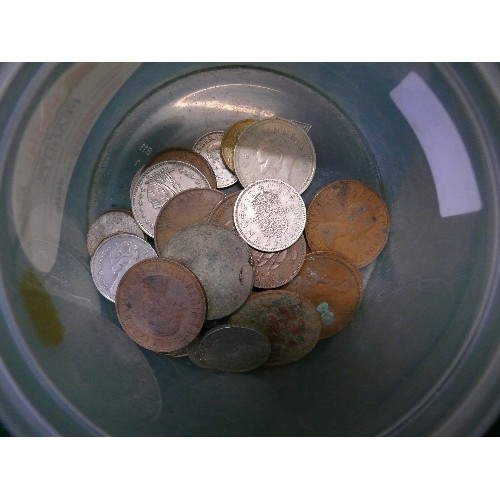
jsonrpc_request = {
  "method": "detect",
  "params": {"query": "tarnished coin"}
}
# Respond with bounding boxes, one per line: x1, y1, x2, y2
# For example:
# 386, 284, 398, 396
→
116, 258, 207, 352
208, 191, 241, 231
193, 131, 238, 188
90, 233, 157, 302
221, 119, 256, 173
144, 148, 218, 190
229, 290, 321, 366
281, 251, 363, 339
186, 334, 211, 369
252, 234, 307, 289
161, 222, 254, 320
131, 160, 210, 237
305, 180, 390, 268
198, 325, 271, 372
154, 188, 225, 255
233, 118, 316, 194
87, 209, 145, 257
234, 179, 306, 252
160, 346, 189, 358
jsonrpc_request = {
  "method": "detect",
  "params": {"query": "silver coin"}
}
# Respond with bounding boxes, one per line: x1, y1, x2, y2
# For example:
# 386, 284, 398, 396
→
199, 325, 271, 373
233, 118, 316, 194
234, 179, 306, 252
131, 160, 210, 237
130, 166, 146, 202
87, 209, 145, 257
193, 131, 238, 189
90, 233, 157, 302
161, 222, 254, 320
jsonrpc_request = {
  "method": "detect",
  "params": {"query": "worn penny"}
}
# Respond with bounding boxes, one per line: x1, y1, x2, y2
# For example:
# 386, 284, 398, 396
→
154, 188, 225, 255
221, 119, 256, 173
281, 251, 363, 339
208, 191, 241, 231
229, 289, 321, 366
161, 222, 254, 320
87, 209, 145, 257
115, 257, 207, 352
305, 180, 390, 268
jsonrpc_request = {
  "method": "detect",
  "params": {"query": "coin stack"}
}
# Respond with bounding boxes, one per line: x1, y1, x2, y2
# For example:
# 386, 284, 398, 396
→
88, 117, 390, 372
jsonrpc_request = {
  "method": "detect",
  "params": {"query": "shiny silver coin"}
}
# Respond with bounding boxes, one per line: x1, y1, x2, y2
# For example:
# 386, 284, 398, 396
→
87, 209, 145, 257
233, 118, 316, 194
193, 131, 238, 188
198, 325, 271, 372
90, 233, 157, 302
234, 179, 306, 252
131, 160, 210, 237
161, 222, 254, 320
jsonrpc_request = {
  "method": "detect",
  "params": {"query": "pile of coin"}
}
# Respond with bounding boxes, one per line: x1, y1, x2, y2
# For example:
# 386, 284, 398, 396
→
88, 117, 390, 372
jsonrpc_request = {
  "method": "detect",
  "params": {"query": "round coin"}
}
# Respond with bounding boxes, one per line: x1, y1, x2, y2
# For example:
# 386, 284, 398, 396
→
154, 188, 225, 255
229, 290, 321, 366
208, 191, 241, 232
144, 148, 218, 190
131, 160, 210, 237
233, 118, 316, 194
87, 209, 145, 257
281, 251, 363, 339
193, 131, 238, 188
186, 334, 211, 369
234, 179, 306, 252
116, 258, 207, 352
161, 222, 254, 320
90, 233, 157, 302
221, 119, 256, 173
305, 180, 390, 268
198, 325, 271, 372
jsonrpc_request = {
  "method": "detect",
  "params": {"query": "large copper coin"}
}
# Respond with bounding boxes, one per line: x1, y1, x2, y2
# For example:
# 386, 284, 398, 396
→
154, 188, 225, 255
198, 325, 271, 372
281, 251, 363, 339
221, 119, 256, 173
144, 148, 218, 190
305, 180, 390, 268
115, 258, 207, 352
229, 290, 321, 366
208, 191, 241, 231
161, 223, 254, 320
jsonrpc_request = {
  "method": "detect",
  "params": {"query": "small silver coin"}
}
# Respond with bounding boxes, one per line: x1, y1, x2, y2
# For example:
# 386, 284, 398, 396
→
161, 222, 254, 320
90, 233, 157, 302
131, 160, 210, 237
233, 118, 316, 194
87, 209, 145, 257
199, 325, 271, 372
234, 179, 306, 252
193, 131, 238, 189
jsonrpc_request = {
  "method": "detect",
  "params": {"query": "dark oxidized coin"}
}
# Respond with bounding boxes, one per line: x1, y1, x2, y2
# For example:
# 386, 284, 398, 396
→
115, 258, 207, 352
161, 223, 254, 320
229, 289, 321, 366
186, 334, 211, 369
207, 191, 241, 232
198, 324, 271, 372
154, 188, 225, 255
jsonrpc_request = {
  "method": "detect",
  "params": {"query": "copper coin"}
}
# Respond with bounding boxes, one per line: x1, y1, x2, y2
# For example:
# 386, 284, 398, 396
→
305, 180, 390, 268
229, 290, 321, 366
281, 251, 363, 339
161, 223, 254, 320
154, 188, 225, 255
87, 209, 145, 256
198, 324, 271, 372
115, 257, 207, 352
221, 119, 256, 173
144, 148, 218, 190
207, 191, 241, 232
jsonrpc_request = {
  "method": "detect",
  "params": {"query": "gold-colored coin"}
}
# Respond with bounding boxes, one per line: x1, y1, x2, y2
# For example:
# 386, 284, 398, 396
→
221, 119, 256, 173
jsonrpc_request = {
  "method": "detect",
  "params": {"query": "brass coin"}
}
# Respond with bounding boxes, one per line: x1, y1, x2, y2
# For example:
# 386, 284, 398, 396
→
115, 257, 207, 352
144, 148, 218, 190
154, 188, 225, 255
229, 290, 321, 366
221, 119, 256, 173
281, 251, 363, 339
161, 223, 254, 320
305, 180, 390, 268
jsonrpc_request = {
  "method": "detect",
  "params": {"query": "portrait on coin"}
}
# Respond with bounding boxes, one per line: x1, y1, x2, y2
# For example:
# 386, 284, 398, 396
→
256, 134, 296, 184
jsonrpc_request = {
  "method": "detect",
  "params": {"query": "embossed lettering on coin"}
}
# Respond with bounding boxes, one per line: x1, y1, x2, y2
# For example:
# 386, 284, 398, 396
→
305, 180, 390, 268
90, 233, 157, 302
